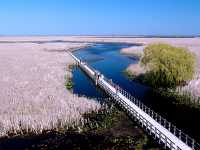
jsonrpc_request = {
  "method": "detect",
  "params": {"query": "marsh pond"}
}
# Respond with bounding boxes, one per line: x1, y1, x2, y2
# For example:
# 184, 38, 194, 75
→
1, 43, 199, 150
73, 43, 200, 143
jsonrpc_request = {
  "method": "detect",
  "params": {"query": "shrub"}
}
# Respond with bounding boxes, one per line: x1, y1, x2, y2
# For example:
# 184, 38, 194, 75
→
65, 77, 74, 90
140, 43, 196, 88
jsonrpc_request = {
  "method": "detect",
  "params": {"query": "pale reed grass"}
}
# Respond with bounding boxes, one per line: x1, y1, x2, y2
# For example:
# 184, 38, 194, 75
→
0, 42, 100, 137
0, 95, 101, 137
176, 73, 200, 105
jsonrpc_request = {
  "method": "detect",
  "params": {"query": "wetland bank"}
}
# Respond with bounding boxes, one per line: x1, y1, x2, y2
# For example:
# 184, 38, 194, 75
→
72, 42, 200, 144
0, 40, 159, 149
0, 37, 200, 149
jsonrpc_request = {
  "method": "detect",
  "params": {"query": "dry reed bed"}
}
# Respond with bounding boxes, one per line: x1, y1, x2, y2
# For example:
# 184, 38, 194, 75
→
178, 45, 200, 100
0, 37, 199, 137
120, 45, 145, 57
1, 36, 198, 97
0, 42, 100, 136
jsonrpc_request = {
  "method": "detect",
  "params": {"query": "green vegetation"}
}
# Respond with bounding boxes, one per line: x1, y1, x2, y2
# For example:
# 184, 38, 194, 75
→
123, 69, 146, 84
140, 43, 196, 88
123, 43, 199, 108
65, 78, 74, 90
65, 77, 74, 90
154, 88, 200, 109
82, 104, 159, 149
68, 64, 76, 70
123, 70, 136, 80
65, 64, 76, 90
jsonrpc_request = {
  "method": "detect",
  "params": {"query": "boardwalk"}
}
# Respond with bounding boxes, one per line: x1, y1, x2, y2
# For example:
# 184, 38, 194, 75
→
69, 52, 200, 150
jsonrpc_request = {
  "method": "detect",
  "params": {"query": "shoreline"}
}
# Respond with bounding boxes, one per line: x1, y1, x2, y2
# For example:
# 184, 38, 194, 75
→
0, 41, 101, 137
0, 36, 199, 138
120, 45, 144, 58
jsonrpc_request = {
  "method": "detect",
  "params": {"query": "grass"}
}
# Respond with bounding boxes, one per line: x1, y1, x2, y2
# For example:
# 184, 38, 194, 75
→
159, 88, 200, 109
0, 103, 160, 149
120, 46, 144, 59
82, 101, 160, 150
0, 70, 100, 138
123, 70, 136, 80
123, 69, 146, 85
0, 42, 102, 139
177, 74, 200, 100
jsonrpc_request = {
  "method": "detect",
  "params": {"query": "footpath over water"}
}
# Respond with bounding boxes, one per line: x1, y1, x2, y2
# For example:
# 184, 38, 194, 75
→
69, 52, 199, 150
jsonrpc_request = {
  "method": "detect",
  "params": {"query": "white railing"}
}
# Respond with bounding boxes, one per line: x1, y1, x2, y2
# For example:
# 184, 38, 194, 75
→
69, 52, 200, 150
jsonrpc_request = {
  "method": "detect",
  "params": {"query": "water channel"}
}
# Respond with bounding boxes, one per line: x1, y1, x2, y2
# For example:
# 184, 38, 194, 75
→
72, 43, 200, 143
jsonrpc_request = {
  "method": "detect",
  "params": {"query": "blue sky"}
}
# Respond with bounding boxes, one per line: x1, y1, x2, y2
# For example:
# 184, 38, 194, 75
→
0, 0, 199, 35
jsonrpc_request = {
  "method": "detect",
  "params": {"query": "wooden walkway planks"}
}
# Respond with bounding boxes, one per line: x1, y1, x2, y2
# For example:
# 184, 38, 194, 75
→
69, 52, 199, 150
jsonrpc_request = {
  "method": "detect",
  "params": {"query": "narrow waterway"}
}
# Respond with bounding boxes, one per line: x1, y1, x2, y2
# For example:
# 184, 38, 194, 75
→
73, 43, 149, 99
72, 43, 200, 143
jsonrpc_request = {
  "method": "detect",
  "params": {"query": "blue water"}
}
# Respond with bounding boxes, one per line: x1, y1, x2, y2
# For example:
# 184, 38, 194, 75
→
73, 43, 149, 100
72, 43, 200, 142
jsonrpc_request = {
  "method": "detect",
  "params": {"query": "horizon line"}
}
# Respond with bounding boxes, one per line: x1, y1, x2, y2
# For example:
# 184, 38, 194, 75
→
0, 34, 199, 38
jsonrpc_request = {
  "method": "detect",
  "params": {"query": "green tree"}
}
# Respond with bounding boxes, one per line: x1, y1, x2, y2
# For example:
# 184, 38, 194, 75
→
140, 43, 196, 88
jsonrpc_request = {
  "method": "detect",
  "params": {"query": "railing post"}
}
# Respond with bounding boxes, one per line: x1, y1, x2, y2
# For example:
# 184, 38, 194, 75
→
173, 126, 176, 135
168, 122, 171, 132
179, 130, 182, 139
159, 116, 162, 124
151, 110, 153, 117
169, 141, 173, 150
149, 124, 152, 135
164, 136, 167, 149
149, 109, 151, 116
163, 119, 166, 128
192, 139, 195, 149
141, 117, 144, 127
158, 131, 161, 144
186, 135, 188, 145
154, 128, 157, 139
148, 108, 150, 115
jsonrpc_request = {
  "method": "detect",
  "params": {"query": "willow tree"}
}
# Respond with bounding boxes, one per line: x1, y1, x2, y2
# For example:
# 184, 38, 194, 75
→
140, 43, 196, 88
